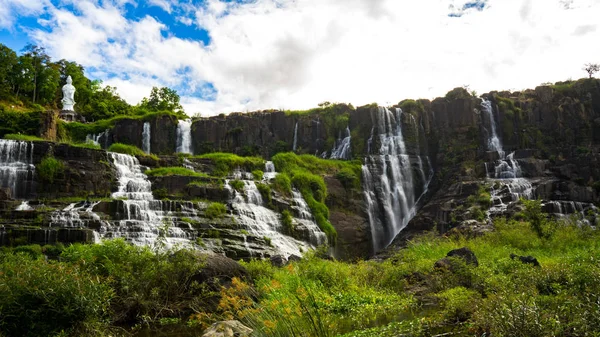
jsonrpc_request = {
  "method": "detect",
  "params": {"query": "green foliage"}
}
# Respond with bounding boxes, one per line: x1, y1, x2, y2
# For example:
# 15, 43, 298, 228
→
205, 202, 227, 219
230, 179, 245, 192
0, 109, 42, 137
272, 173, 292, 195
196, 152, 265, 177
398, 99, 425, 114
256, 183, 272, 205
445, 87, 472, 100
252, 169, 264, 180
3, 133, 44, 141
37, 156, 64, 184
0, 253, 113, 337
335, 167, 360, 189
281, 209, 294, 233
139, 86, 184, 113
59, 240, 208, 326
145, 167, 206, 177
520, 199, 555, 239
107, 142, 146, 156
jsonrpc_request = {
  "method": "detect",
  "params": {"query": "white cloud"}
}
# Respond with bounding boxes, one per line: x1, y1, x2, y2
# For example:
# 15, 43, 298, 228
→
148, 0, 175, 13
0, 0, 50, 28
16, 0, 600, 116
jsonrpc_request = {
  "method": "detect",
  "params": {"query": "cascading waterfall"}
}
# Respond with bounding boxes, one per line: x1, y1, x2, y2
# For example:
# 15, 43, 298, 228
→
263, 161, 277, 180
176, 119, 193, 154
227, 180, 323, 257
0, 139, 35, 199
85, 129, 110, 148
142, 122, 151, 154
293, 122, 298, 152
482, 99, 534, 214
330, 127, 352, 160
106, 152, 190, 247
362, 107, 433, 252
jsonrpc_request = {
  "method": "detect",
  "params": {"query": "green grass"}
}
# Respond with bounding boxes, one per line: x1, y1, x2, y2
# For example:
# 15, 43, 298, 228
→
195, 152, 265, 177
107, 143, 159, 160
271, 152, 362, 242
3, 133, 45, 141
145, 167, 207, 177
37, 156, 64, 184
205, 202, 227, 219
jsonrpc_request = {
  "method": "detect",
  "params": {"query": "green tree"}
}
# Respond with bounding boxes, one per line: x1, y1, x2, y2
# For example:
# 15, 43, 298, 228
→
21, 44, 53, 104
139, 86, 183, 112
0, 44, 18, 98
87, 84, 132, 121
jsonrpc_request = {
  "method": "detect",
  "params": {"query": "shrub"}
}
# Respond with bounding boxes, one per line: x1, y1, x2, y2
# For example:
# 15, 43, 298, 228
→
256, 182, 272, 205
3, 133, 44, 141
252, 169, 264, 180
37, 156, 64, 184
281, 209, 294, 233
335, 167, 360, 189
145, 167, 206, 177
107, 143, 146, 156
205, 202, 227, 219
272, 173, 292, 195
196, 152, 264, 177
0, 253, 113, 336
230, 179, 245, 192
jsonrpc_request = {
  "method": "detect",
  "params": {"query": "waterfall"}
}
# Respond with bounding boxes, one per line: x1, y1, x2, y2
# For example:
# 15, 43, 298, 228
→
16, 201, 33, 211
481, 99, 503, 154
291, 190, 328, 246
176, 119, 193, 154
264, 161, 277, 180
293, 122, 298, 152
330, 127, 352, 160
482, 99, 534, 215
106, 152, 191, 248
85, 129, 110, 148
362, 107, 433, 252
142, 122, 151, 154
227, 180, 321, 257
0, 139, 35, 199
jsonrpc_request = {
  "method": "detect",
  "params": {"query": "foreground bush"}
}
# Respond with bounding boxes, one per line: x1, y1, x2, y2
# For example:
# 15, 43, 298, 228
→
0, 253, 113, 337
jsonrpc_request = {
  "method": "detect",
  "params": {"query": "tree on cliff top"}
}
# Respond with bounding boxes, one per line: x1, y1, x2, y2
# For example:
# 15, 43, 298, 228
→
584, 63, 599, 78
139, 86, 183, 112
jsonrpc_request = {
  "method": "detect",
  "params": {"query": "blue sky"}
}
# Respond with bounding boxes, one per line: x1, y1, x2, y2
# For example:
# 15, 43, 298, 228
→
1, 0, 599, 115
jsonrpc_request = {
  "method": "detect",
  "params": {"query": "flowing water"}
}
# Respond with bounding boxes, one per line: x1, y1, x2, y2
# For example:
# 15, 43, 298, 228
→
293, 122, 298, 152
0, 139, 35, 199
85, 129, 110, 148
481, 100, 534, 214
227, 180, 321, 257
142, 122, 151, 154
176, 119, 193, 154
362, 107, 432, 252
330, 127, 352, 160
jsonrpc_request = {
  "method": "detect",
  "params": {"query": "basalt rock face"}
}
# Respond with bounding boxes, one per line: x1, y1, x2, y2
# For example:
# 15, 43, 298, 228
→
106, 114, 178, 154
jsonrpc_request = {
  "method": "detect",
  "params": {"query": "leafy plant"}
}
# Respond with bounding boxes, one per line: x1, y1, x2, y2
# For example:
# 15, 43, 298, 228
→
37, 155, 64, 183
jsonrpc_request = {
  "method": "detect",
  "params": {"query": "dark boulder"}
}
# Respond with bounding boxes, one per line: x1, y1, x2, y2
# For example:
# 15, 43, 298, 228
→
192, 254, 249, 287
287, 254, 302, 263
510, 253, 540, 267
446, 247, 479, 267
0, 188, 11, 201
270, 255, 287, 267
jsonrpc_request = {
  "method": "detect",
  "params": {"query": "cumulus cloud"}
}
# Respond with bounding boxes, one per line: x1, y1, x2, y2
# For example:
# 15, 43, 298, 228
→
0, 0, 50, 28
7, 0, 600, 116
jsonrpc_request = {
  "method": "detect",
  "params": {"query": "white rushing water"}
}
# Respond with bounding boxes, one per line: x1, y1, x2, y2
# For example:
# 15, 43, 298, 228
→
482, 99, 534, 214
16, 201, 33, 211
263, 161, 277, 181
106, 152, 191, 248
85, 129, 110, 148
142, 122, 151, 154
0, 139, 34, 199
176, 119, 193, 154
227, 180, 322, 257
330, 127, 352, 160
362, 107, 433, 252
292, 122, 298, 152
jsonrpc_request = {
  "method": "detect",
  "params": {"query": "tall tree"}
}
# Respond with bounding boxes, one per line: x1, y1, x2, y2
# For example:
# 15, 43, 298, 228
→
584, 63, 599, 78
21, 44, 52, 104
140, 86, 183, 112
0, 44, 18, 98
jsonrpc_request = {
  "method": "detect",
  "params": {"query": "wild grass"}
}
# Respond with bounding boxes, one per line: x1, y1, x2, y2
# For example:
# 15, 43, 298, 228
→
145, 167, 207, 177
3, 133, 45, 141
195, 152, 264, 177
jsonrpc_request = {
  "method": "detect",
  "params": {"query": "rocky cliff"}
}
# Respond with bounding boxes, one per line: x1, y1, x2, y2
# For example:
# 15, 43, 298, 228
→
2, 78, 599, 259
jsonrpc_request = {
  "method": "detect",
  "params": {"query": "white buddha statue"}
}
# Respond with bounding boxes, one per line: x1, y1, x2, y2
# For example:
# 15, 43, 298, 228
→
61, 75, 76, 111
